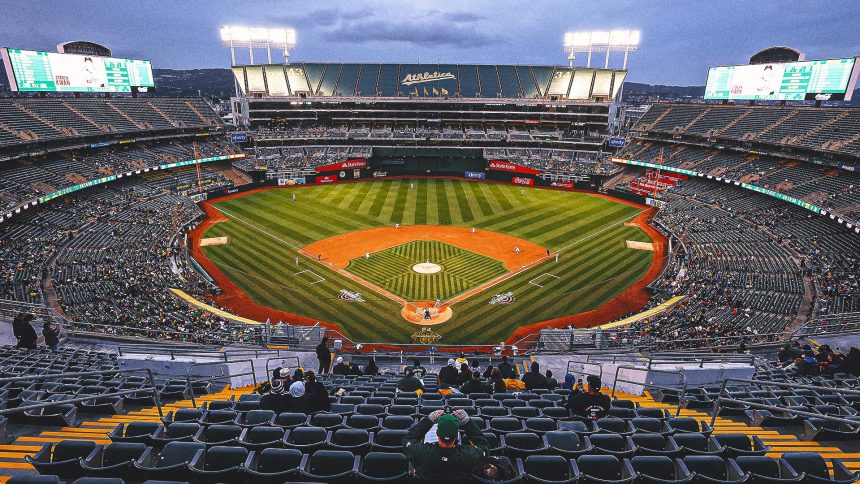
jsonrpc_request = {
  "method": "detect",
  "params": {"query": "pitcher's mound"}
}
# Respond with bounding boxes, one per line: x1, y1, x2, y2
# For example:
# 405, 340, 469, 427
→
412, 262, 442, 274
402, 302, 453, 325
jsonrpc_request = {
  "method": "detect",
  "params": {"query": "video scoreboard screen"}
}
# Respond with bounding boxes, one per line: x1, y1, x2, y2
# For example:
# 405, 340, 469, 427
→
705, 57, 858, 101
1, 48, 155, 93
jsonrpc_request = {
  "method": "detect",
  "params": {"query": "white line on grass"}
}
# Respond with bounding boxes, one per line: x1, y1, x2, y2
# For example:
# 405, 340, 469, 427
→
294, 270, 326, 285
553, 211, 641, 254
528, 273, 560, 288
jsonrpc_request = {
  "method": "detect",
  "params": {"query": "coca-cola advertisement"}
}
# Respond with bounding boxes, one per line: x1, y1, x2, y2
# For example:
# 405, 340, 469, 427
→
512, 176, 534, 186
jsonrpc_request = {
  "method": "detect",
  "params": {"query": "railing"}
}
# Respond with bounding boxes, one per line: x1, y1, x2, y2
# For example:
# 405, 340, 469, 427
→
186, 359, 258, 407
117, 344, 284, 361
264, 356, 301, 383
709, 377, 860, 429
610, 365, 686, 416
0, 368, 164, 417
793, 312, 860, 339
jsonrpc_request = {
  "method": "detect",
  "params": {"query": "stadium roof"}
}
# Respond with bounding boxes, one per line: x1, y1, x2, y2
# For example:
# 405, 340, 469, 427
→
231, 62, 626, 102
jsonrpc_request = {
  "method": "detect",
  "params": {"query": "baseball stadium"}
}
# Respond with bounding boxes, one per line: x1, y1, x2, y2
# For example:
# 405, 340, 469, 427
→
0, 3, 860, 482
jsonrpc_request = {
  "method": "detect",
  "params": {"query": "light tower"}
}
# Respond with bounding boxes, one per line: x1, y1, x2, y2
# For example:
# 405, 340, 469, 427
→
219, 26, 296, 65
563, 30, 640, 69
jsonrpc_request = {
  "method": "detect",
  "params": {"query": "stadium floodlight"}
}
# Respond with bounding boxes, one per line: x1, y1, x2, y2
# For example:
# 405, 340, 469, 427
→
563, 29, 641, 69
219, 25, 297, 65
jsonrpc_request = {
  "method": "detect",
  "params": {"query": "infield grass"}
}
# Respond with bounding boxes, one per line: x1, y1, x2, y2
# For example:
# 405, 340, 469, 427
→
200, 178, 654, 344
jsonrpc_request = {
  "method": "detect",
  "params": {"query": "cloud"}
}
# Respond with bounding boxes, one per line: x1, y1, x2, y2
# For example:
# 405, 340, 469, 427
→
325, 17, 505, 47
267, 8, 373, 28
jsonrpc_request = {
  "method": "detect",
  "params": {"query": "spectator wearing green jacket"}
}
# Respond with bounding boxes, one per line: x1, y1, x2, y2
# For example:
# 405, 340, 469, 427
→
403, 409, 489, 483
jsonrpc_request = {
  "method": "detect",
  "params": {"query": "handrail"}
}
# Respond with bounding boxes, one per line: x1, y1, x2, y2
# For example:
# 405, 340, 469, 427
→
610, 365, 686, 416
264, 356, 301, 382
709, 377, 860, 428
709, 397, 860, 430
0, 368, 163, 417
186, 359, 257, 407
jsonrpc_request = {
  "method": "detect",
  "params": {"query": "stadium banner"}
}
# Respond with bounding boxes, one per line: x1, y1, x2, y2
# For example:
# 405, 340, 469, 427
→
278, 177, 306, 186
37, 153, 245, 204
611, 157, 824, 214
512, 176, 534, 186
487, 160, 541, 175
464, 171, 486, 179
230, 132, 248, 143
608, 137, 627, 148
372, 171, 388, 178
317, 174, 337, 183
315, 158, 367, 173
549, 181, 575, 189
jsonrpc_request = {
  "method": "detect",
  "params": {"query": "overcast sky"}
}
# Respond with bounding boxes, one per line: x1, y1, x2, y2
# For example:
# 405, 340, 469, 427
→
2, 0, 858, 85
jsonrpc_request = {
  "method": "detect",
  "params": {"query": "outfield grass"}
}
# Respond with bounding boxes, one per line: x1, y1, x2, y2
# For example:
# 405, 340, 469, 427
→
200, 179, 654, 344
346, 240, 508, 301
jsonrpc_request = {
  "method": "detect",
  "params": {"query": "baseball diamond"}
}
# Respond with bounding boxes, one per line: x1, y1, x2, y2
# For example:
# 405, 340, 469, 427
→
194, 178, 659, 344
346, 240, 509, 301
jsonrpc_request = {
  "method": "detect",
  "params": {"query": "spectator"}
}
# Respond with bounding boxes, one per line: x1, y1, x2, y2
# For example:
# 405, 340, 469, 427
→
497, 355, 515, 379
347, 360, 363, 376
411, 359, 427, 378
566, 375, 611, 420
332, 357, 350, 375
482, 364, 495, 379
259, 369, 290, 414
303, 371, 331, 413
286, 381, 307, 413
438, 359, 458, 386
42, 320, 61, 351
456, 363, 472, 386
460, 371, 491, 395
12, 313, 37, 350
397, 367, 424, 393
545, 370, 558, 390
403, 410, 489, 483
315, 337, 331, 374
364, 357, 380, 376
521, 361, 548, 390
455, 353, 470, 369
490, 368, 506, 394
561, 373, 576, 390
291, 368, 304, 384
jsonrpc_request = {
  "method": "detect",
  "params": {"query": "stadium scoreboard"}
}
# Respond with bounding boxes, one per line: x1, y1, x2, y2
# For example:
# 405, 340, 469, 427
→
704, 57, 858, 101
1, 48, 155, 93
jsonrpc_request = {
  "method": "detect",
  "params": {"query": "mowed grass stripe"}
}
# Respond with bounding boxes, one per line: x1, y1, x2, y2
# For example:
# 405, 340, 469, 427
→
202, 180, 657, 344
387, 180, 411, 224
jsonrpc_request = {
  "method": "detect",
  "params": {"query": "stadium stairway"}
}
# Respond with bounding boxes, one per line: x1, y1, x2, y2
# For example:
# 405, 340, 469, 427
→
0, 385, 248, 481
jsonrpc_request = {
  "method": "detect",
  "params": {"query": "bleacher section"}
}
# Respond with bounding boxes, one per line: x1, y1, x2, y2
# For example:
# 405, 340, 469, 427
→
0, 98, 222, 149
634, 104, 860, 157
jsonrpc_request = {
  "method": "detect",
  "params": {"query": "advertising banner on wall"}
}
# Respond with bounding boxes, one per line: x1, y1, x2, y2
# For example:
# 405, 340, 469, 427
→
512, 176, 534, 186
549, 181, 575, 189
317, 174, 337, 183
487, 160, 541, 175
278, 177, 306, 186
315, 159, 367, 173
464, 171, 486, 179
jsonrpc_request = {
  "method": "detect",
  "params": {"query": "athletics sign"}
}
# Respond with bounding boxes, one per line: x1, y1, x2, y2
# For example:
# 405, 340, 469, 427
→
315, 159, 367, 173
401, 71, 456, 86
487, 160, 541, 175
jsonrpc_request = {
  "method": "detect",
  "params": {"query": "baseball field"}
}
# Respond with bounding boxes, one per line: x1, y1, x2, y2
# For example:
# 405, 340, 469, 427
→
193, 178, 660, 345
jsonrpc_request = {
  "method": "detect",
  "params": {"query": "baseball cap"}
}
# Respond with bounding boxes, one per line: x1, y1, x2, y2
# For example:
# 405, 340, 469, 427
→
436, 414, 459, 443
587, 375, 602, 389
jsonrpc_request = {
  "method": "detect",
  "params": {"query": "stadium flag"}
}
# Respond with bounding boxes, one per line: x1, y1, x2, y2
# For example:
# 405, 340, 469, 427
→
433, 88, 439, 95
412, 88, 419, 97
423, 87, 428, 96
441, 88, 449, 96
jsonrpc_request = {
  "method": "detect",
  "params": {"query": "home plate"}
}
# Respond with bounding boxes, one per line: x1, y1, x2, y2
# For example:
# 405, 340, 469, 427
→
626, 240, 653, 251
200, 237, 229, 247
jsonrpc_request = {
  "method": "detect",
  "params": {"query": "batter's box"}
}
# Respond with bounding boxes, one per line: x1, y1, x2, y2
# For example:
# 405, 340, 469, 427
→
528, 273, 560, 288
294, 270, 326, 285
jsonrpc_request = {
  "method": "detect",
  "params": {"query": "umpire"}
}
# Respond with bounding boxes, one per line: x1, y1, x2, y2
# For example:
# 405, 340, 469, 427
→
403, 409, 489, 483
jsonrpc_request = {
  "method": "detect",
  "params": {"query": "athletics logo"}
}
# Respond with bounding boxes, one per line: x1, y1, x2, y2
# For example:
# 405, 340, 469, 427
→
489, 292, 515, 305
338, 289, 365, 302
401, 71, 456, 86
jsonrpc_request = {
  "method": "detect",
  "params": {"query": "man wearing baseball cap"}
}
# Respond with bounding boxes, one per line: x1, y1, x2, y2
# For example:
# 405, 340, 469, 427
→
566, 374, 611, 420
403, 409, 489, 483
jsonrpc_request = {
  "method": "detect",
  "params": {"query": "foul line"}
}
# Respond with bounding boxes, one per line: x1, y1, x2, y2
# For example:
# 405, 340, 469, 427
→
553, 211, 642, 253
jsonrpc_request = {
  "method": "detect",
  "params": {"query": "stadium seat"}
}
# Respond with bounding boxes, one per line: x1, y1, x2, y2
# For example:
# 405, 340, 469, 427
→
520, 455, 579, 484
234, 409, 275, 427
667, 418, 713, 436
242, 447, 305, 481
489, 417, 526, 435
283, 426, 329, 452
149, 423, 202, 447
596, 417, 635, 435
237, 425, 285, 450
734, 456, 803, 483
299, 449, 360, 482
310, 412, 346, 430
682, 455, 748, 484
273, 411, 309, 428
671, 433, 724, 457
26, 441, 98, 480
524, 417, 558, 434
630, 455, 690, 483
192, 424, 242, 447
503, 432, 549, 459
79, 442, 148, 478
630, 433, 681, 457
107, 422, 161, 445
372, 429, 409, 452
382, 415, 414, 430
188, 445, 247, 483
132, 441, 204, 482
545, 430, 592, 457
576, 455, 634, 484
328, 428, 372, 454
346, 414, 381, 431
586, 434, 636, 458
711, 434, 769, 457
356, 451, 411, 481
780, 452, 859, 483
